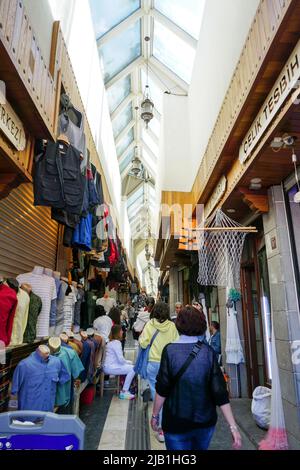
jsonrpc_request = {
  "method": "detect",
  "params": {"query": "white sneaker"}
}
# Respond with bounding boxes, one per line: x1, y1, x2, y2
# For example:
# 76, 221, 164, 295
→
156, 431, 165, 443
119, 391, 135, 400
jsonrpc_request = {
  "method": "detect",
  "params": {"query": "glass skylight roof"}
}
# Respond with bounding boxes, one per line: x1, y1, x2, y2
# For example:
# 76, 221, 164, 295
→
120, 148, 134, 174
100, 20, 141, 83
107, 75, 131, 114
90, 0, 141, 39
112, 102, 133, 138
116, 128, 134, 158
153, 21, 196, 84
154, 0, 205, 39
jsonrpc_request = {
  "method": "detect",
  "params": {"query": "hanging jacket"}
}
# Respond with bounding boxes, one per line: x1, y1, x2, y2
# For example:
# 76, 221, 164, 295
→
34, 141, 86, 215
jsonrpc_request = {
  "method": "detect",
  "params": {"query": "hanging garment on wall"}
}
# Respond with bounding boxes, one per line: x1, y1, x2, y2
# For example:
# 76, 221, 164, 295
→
23, 292, 42, 344
54, 346, 84, 407
79, 339, 92, 382
91, 165, 104, 206
54, 281, 69, 335
74, 287, 85, 328
62, 286, 77, 332
72, 214, 93, 252
9, 288, 30, 346
225, 291, 245, 365
34, 141, 86, 215
16, 271, 57, 338
86, 291, 98, 326
51, 208, 80, 228
58, 110, 87, 165
11, 350, 70, 412
0, 283, 18, 346
96, 296, 116, 314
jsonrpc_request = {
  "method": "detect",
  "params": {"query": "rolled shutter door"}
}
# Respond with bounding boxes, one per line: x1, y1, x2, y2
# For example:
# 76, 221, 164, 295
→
0, 183, 59, 278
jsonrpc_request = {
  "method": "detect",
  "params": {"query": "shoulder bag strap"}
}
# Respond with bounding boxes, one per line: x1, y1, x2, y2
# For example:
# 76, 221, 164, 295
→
149, 330, 159, 347
171, 341, 203, 386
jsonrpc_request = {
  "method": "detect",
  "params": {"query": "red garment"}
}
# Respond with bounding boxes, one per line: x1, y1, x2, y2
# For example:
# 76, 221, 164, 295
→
0, 283, 18, 346
108, 239, 118, 266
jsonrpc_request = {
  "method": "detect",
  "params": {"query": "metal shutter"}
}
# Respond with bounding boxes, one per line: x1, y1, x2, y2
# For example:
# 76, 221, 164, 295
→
0, 183, 59, 278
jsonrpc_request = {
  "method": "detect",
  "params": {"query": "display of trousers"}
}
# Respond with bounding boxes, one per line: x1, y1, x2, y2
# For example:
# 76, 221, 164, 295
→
16, 273, 56, 338
9, 288, 30, 346
0, 283, 18, 346
62, 286, 77, 332
34, 141, 86, 215
23, 292, 42, 343
11, 350, 70, 412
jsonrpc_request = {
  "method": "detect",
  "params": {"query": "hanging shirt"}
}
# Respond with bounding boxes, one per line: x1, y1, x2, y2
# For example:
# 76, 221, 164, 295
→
11, 351, 70, 411
54, 281, 69, 335
10, 289, 30, 346
54, 347, 84, 407
93, 316, 113, 343
79, 340, 92, 382
16, 273, 57, 338
23, 292, 43, 343
96, 296, 116, 314
74, 288, 84, 327
63, 286, 77, 332
0, 283, 18, 346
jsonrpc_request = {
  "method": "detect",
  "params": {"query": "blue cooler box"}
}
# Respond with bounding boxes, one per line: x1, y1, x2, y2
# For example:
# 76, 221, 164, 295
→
0, 411, 85, 450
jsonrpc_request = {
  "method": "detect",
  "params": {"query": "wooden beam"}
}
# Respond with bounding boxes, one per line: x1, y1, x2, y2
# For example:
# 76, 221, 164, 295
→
239, 187, 269, 213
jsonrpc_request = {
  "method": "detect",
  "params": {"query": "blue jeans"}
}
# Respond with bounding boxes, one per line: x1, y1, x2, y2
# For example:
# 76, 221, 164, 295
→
147, 361, 162, 427
164, 426, 215, 451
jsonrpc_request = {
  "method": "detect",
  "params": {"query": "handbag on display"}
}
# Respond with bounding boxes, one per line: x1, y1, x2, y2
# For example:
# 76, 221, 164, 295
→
134, 331, 159, 379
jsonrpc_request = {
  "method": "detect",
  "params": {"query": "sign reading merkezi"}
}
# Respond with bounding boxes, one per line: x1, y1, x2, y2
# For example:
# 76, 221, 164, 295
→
239, 39, 300, 164
0, 100, 26, 151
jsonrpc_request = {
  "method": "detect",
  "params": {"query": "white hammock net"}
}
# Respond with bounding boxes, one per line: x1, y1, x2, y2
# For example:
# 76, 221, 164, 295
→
197, 209, 247, 289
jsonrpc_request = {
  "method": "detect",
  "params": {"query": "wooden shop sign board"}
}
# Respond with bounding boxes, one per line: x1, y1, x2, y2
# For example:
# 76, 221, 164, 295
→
0, 100, 26, 152
239, 38, 300, 164
204, 175, 227, 218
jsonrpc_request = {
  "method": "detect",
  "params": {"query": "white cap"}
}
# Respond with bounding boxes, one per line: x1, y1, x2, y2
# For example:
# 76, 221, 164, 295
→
86, 328, 95, 336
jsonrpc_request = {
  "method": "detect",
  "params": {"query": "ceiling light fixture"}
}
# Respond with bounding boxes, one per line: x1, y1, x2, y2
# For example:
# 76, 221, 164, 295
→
249, 177, 262, 190
141, 36, 154, 129
270, 134, 297, 152
130, 146, 142, 177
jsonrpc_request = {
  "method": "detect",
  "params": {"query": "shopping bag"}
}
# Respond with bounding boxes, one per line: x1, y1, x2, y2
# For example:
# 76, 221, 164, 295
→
251, 386, 271, 430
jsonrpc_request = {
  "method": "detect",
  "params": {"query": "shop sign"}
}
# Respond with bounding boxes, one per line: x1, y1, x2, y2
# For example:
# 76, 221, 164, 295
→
0, 100, 26, 151
204, 175, 227, 218
239, 39, 300, 164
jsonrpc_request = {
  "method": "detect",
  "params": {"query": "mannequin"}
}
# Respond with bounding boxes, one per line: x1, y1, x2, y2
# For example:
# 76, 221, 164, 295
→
53, 271, 61, 279
86, 328, 95, 337
60, 332, 69, 344
11, 343, 70, 412
80, 331, 88, 341
48, 337, 61, 354
44, 268, 53, 277
67, 330, 83, 356
17, 267, 57, 338
37, 344, 50, 360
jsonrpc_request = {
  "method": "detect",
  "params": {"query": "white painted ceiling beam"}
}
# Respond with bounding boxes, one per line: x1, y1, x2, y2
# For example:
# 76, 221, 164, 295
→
106, 56, 144, 89
115, 120, 135, 146
118, 140, 136, 164
111, 93, 134, 121
148, 56, 189, 93
97, 9, 143, 46
151, 9, 197, 50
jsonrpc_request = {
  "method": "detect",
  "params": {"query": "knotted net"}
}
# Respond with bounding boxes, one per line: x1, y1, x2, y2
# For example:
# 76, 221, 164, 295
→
197, 209, 247, 289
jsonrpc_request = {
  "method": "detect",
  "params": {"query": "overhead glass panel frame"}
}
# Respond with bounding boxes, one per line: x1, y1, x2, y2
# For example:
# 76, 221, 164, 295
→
100, 19, 142, 83
90, 0, 141, 39
154, 0, 205, 39
153, 21, 196, 84
107, 75, 132, 114
116, 128, 134, 158
142, 130, 159, 157
113, 102, 133, 138
120, 148, 134, 174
